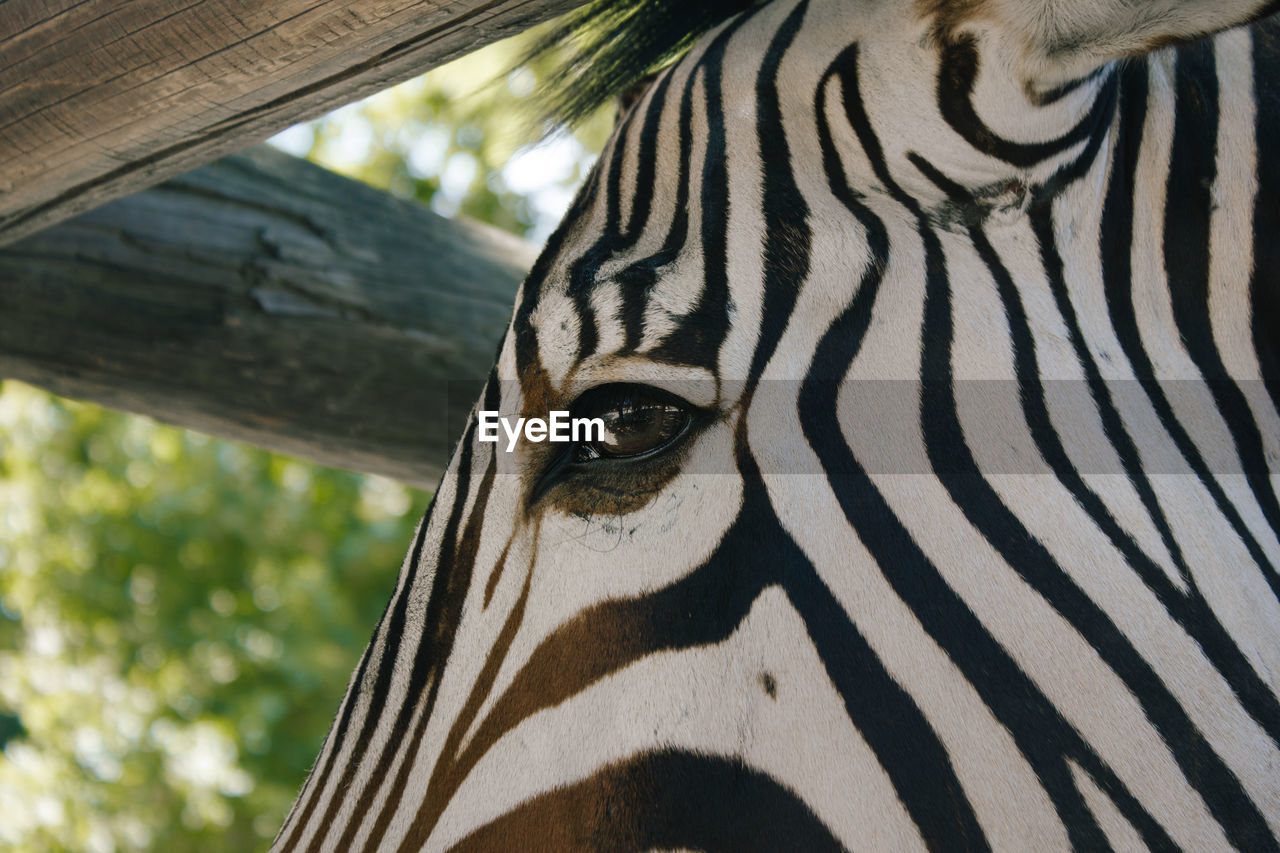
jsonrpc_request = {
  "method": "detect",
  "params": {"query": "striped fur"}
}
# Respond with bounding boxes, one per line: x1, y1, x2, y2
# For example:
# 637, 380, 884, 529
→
275, 0, 1280, 848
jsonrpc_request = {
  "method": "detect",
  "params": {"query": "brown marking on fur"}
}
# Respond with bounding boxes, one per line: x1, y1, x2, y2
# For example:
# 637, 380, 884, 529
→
454, 460, 497, 589
513, 357, 566, 508
446, 751, 847, 850
1135, 1, 1280, 54
447, 759, 643, 851
349, 452, 500, 853
392, 523, 538, 851
483, 541, 512, 609
926, 0, 1280, 66
398, 572, 679, 848
518, 359, 558, 422
447, 761, 642, 851
917, 0, 990, 45
616, 72, 658, 118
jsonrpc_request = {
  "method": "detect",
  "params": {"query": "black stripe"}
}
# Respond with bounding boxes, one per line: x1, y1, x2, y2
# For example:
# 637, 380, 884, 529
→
920, 47, 1277, 848
1022, 62, 1195, 606
1025, 67, 1109, 107
1253, 20, 1280, 404
618, 69, 680, 352
650, 13, 742, 369
1032, 70, 1120, 202
915, 134, 1280, 742
450, 751, 845, 851
1100, 51, 1280, 607
1030, 205, 1280, 743
619, 15, 741, 359
937, 35, 1118, 169
737, 427, 993, 851
1164, 39, 1280, 543
566, 102, 645, 360
744, 0, 811, 385
326, 427, 486, 852
621, 70, 670, 242
512, 158, 608, 375
393, 543, 535, 847
615, 58, 701, 354
833, 45, 1187, 850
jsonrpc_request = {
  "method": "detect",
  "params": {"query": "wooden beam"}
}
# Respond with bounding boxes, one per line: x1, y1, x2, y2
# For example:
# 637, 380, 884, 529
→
0, 146, 532, 489
0, 0, 582, 246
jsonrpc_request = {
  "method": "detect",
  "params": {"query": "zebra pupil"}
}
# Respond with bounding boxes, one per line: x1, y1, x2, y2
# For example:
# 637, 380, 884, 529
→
572, 385, 693, 460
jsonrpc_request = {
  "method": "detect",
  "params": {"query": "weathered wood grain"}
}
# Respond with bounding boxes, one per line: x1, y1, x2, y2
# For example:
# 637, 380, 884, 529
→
0, 146, 532, 489
0, 0, 581, 246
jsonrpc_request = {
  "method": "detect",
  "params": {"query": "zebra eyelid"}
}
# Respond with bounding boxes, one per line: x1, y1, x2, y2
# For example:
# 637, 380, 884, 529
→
558, 360, 722, 409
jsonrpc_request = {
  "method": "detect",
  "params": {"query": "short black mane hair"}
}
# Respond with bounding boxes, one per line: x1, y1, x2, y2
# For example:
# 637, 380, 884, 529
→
526, 0, 761, 126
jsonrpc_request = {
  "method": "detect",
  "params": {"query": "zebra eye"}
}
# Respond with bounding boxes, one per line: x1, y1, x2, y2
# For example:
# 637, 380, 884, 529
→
570, 384, 692, 461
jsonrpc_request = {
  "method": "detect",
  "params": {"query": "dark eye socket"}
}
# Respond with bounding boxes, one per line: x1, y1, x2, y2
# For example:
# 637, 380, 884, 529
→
570, 384, 693, 462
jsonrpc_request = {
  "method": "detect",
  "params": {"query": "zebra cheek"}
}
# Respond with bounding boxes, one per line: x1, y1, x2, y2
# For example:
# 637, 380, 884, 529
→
536, 452, 690, 519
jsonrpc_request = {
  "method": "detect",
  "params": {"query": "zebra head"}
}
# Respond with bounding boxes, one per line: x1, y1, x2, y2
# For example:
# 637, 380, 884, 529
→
277, 0, 1280, 849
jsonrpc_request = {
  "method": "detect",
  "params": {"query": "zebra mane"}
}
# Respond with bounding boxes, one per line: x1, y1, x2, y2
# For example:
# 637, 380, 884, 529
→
524, 0, 761, 126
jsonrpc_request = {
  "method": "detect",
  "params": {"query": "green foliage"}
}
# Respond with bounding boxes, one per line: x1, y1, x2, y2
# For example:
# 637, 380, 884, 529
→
0, 382, 428, 850
274, 24, 613, 241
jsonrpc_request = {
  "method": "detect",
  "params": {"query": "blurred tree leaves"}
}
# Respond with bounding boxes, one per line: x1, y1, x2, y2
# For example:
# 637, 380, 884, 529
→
0, 381, 429, 850
0, 22, 611, 851
272, 23, 612, 242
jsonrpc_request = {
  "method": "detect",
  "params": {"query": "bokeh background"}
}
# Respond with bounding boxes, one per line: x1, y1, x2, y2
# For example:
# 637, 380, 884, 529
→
0, 25, 608, 852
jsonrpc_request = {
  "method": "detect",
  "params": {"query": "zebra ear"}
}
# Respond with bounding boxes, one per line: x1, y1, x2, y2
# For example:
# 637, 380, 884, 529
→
931, 0, 1278, 76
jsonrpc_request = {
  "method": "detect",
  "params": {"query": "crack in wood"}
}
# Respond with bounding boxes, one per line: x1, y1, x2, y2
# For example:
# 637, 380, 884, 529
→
0, 0, 583, 244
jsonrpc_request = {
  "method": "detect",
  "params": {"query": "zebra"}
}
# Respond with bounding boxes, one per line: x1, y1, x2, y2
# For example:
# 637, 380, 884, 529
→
274, 0, 1280, 848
